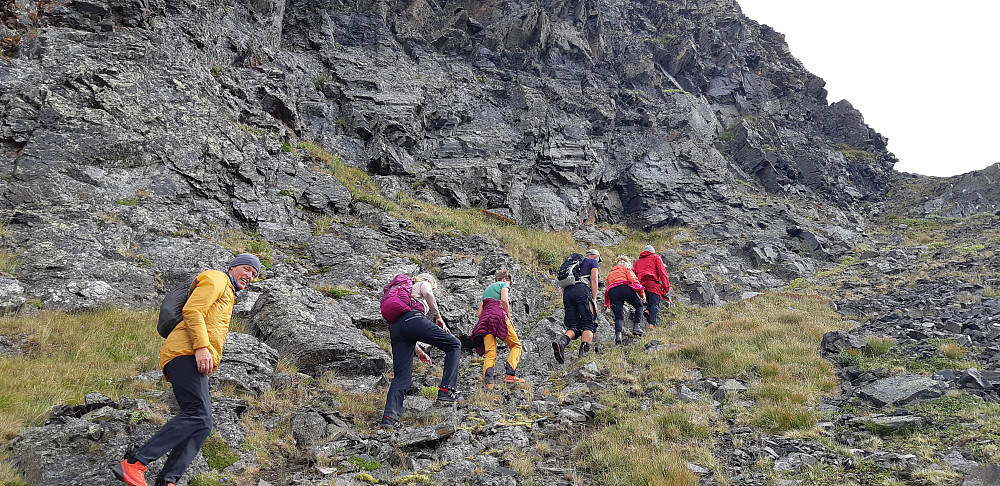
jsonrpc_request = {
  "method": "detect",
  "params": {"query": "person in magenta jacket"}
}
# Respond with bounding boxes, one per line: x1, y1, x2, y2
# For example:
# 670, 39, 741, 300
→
604, 255, 646, 343
633, 245, 671, 329
470, 270, 524, 388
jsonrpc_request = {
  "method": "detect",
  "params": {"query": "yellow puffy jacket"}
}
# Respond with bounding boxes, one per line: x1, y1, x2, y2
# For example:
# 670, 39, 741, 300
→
159, 269, 236, 375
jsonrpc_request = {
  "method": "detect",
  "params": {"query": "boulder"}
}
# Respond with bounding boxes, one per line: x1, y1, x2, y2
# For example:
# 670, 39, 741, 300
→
246, 277, 388, 377
821, 330, 867, 354
0, 277, 26, 312
395, 422, 457, 447
856, 375, 946, 407
212, 332, 280, 395
962, 464, 1000, 486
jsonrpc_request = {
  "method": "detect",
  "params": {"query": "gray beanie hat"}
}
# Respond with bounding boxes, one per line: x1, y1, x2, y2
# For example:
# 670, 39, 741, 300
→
643, 245, 655, 253
229, 253, 262, 273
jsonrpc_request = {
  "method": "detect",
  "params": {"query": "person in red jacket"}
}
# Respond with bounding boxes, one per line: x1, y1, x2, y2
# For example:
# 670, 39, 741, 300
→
633, 245, 671, 329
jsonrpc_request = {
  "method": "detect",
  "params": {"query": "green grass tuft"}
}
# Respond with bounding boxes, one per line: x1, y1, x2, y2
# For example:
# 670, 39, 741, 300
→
201, 432, 240, 470
313, 284, 358, 299
347, 456, 381, 471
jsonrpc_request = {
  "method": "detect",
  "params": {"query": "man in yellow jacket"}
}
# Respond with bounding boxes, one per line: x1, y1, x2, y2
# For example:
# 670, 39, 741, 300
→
112, 253, 261, 486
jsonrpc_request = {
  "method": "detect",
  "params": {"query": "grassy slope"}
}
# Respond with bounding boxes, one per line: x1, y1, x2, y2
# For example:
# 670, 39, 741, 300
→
3, 148, 999, 485
576, 293, 845, 486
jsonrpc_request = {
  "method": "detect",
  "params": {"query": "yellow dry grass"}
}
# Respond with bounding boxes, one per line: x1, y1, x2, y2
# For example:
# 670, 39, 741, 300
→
577, 293, 847, 484
0, 309, 163, 439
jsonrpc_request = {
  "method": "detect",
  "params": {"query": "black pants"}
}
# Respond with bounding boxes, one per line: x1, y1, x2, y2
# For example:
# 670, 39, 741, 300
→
563, 283, 595, 334
134, 355, 212, 484
383, 311, 461, 421
608, 284, 643, 333
645, 292, 663, 327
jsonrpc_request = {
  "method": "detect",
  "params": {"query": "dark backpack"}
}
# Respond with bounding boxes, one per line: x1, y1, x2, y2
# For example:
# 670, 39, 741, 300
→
556, 253, 586, 288
156, 278, 198, 338
380, 274, 426, 324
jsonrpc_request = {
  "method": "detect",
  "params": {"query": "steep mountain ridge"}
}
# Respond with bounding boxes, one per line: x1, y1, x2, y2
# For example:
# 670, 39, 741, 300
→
1, 0, 897, 312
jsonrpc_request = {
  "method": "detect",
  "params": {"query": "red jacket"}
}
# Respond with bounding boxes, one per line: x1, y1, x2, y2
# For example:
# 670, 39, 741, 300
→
633, 251, 670, 297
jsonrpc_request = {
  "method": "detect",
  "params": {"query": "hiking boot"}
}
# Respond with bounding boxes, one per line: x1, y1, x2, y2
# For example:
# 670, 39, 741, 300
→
631, 325, 645, 337
111, 458, 148, 486
615, 331, 623, 345
578, 341, 591, 358
648, 324, 656, 330
436, 387, 463, 403
484, 366, 495, 389
380, 415, 402, 429
504, 374, 525, 383
552, 335, 569, 364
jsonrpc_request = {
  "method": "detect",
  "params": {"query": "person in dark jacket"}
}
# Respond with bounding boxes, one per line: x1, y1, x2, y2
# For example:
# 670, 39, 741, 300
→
633, 245, 671, 329
112, 253, 261, 486
471, 270, 524, 388
552, 249, 601, 362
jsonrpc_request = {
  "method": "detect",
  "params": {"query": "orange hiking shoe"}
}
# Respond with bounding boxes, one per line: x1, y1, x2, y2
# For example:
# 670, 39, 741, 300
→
111, 459, 148, 486
504, 374, 525, 383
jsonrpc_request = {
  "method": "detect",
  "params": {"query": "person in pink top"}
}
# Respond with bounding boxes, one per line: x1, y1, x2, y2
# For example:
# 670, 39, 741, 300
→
633, 245, 671, 330
604, 255, 645, 344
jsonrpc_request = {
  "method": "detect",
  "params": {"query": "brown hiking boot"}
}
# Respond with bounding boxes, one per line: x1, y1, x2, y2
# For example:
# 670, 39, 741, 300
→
504, 374, 525, 383
111, 459, 148, 486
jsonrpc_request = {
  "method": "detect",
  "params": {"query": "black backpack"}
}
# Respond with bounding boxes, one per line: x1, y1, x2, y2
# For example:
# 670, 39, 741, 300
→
156, 278, 198, 338
556, 253, 586, 288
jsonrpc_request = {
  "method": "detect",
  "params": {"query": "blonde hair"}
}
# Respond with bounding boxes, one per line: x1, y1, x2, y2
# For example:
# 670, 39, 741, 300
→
615, 255, 631, 266
413, 273, 437, 289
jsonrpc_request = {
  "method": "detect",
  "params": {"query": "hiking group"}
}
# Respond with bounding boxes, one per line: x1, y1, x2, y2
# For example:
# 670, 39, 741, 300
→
113, 245, 669, 484
552, 245, 671, 361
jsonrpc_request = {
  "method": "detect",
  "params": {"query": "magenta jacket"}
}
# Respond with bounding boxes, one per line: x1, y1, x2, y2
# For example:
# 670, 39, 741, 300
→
470, 298, 509, 356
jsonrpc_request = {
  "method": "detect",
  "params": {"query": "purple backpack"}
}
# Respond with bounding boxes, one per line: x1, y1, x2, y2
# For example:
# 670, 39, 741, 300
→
380, 274, 425, 324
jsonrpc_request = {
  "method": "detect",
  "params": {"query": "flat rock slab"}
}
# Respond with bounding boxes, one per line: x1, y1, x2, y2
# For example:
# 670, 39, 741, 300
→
851, 415, 925, 429
395, 422, 457, 447
857, 375, 945, 407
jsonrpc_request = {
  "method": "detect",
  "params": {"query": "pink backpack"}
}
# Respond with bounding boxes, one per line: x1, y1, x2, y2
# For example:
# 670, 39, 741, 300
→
380, 274, 425, 324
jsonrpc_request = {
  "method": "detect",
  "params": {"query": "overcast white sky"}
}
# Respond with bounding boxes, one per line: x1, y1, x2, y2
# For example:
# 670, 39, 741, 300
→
736, 0, 1000, 177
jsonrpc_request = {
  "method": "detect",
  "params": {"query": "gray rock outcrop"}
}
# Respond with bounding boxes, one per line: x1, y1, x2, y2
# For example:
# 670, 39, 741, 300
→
856, 375, 946, 407
210, 331, 280, 395
246, 277, 388, 377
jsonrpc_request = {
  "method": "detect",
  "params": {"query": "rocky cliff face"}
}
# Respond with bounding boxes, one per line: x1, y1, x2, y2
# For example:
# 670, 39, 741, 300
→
279, 0, 897, 229
0, 0, 900, 313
